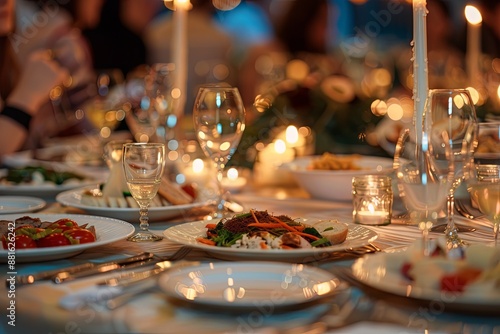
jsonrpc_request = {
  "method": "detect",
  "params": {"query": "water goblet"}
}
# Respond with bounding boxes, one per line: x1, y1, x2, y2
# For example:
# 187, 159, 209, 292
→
394, 128, 455, 255
193, 85, 246, 219
122, 142, 165, 242
425, 89, 478, 249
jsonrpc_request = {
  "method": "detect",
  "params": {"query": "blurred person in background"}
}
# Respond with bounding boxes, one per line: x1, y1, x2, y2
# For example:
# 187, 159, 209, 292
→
0, 0, 90, 160
81, 0, 162, 77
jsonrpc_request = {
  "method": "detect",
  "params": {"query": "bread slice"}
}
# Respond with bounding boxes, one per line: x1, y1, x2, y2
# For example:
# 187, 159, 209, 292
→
312, 220, 348, 245
157, 176, 194, 205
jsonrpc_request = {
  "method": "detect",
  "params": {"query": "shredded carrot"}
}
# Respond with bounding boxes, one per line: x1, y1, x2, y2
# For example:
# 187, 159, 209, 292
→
260, 241, 268, 249
205, 223, 217, 229
250, 209, 260, 224
270, 217, 298, 232
196, 237, 216, 246
248, 223, 283, 229
280, 244, 294, 250
294, 232, 320, 241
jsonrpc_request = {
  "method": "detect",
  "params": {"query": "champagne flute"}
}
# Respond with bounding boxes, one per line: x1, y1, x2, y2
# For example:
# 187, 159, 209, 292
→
425, 89, 478, 249
394, 128, 455, 255
122, 143, 165, 242
467, 164, 500, 245
193, 85, 246, 219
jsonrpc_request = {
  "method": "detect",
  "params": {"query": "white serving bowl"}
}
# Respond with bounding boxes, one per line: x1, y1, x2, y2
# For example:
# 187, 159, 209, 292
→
281, 155, 394, 202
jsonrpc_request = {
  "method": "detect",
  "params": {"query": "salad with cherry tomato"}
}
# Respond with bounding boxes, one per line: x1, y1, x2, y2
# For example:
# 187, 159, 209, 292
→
1, 218, 96, 249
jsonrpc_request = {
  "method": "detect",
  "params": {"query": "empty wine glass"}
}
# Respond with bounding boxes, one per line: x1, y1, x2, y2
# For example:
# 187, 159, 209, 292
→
193, 85, 246, 219
122, 143, 165, 242
394, 128, 455, 255
425, 89, 478, 249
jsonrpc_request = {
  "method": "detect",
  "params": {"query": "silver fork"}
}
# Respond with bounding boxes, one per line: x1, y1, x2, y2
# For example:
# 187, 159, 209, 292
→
162, 245, 193, 261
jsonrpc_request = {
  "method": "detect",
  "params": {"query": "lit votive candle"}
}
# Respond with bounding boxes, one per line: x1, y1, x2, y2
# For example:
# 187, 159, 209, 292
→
221, 168, 247, 193
352, 175, 393, 226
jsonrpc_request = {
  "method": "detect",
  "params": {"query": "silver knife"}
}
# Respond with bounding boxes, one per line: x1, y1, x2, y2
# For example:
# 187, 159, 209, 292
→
14, 252, 154, 286
59, 260, 188, 310
52, 252, 156, 284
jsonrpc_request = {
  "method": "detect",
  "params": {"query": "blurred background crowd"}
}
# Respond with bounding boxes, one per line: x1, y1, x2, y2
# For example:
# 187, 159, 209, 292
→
1, 0, 499, 168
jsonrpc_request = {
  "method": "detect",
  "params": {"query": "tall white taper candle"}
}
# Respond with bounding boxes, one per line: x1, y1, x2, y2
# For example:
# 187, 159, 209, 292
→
172, 0, 189, 117
412, 0, 429, 145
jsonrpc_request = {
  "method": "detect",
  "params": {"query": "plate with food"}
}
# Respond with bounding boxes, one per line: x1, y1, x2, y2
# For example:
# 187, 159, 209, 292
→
0, 196, 46, 214
0, 214, 135, 262
0, 166, 102, 199
351, 243, 500, 315
158, 261, 342, 312
163, 210, 378, 262
56, 181, 211, 222
281, 153, 394, 201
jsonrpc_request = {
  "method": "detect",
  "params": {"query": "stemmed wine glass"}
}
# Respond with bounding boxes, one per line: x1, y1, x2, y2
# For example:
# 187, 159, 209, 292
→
122, 143, 165, 242
466, 121, 500, 245
468, 164, 500, 245
193, 85, 246, 219
84, 69, 127, 145
394, 128, 455, 255
425, 89, 478, 249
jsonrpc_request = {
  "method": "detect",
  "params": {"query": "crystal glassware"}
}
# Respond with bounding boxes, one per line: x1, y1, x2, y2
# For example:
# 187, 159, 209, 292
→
394, 128, 455, 255
122, 142, 165, 242
425, 89, 478, 249
193, 85, 246, 219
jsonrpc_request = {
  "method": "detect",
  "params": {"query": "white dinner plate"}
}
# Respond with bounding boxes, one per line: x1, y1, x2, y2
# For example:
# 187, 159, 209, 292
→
56, 187, 211, 222
0, 196, 46, 214
0, 169, 102, 200
163, 218, 378, 262
158, 261, 341, 312
351, 254, 500, 315
0, 213, 135, 263
281, 155, 394, 201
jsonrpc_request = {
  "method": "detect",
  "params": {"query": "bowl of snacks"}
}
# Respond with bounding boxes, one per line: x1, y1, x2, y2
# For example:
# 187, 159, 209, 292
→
281, 153, 394, 201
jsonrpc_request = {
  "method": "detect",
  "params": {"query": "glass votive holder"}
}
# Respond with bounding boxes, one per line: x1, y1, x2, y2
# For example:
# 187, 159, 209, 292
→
352, 175, 393, 226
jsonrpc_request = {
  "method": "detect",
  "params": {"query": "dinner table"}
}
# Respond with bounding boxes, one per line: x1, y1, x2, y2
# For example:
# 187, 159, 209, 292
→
1, 170, 500, 334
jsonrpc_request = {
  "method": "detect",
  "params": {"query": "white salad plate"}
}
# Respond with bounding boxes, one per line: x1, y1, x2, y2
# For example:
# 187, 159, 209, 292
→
0, 196, 46, 214
351, 253, 500, 315
158, 261, 341, 312
163, 218, 378, 262
0, 213, 135, 262
56, 187, 211, 222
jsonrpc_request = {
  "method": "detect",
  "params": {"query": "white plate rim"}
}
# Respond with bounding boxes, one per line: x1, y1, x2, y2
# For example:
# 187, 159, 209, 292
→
351, 255, 500, 308
0, 213, 135, 262
158, 261, 340, 310
0, 196, 46, 214
56, 187, 211, 222
163, 218, 378, 261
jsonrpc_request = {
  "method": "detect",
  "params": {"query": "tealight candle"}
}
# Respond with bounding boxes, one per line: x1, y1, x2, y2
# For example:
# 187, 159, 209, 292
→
221, 168, 247, 193
352, 175, 393, 226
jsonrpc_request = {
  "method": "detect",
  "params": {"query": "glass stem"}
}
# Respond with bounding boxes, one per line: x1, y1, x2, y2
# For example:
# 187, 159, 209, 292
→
139, 205, 150, 231
494, 222, 499, 246
215, 163, 225, 215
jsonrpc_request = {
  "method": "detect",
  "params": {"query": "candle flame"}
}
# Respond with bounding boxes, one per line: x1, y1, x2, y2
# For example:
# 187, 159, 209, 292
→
192, 158, 204, 173
368, 203, 375, 213
285, 126, 299, 145
274, 140, 287, 154
465, 5, 482, 25
227, 168, 239, 180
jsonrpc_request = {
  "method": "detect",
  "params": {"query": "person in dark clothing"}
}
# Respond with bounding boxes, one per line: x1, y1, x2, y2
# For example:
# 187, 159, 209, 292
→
81, 0, 148, 77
